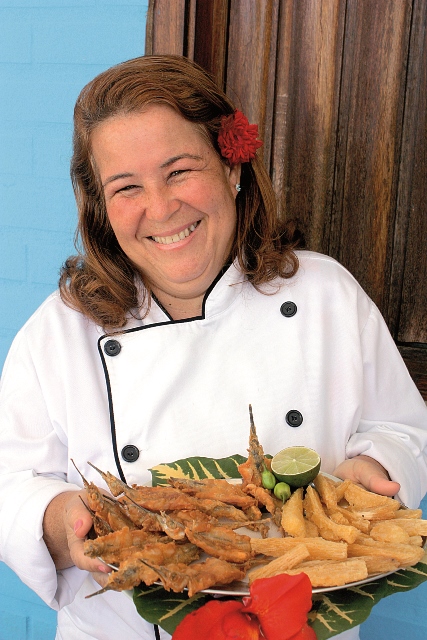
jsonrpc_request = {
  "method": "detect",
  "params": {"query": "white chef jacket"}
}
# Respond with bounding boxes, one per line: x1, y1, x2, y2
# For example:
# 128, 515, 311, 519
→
0, 251, 426, 640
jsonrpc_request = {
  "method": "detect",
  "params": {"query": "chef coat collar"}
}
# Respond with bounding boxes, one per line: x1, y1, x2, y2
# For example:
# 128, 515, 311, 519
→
140, 260, 245, 326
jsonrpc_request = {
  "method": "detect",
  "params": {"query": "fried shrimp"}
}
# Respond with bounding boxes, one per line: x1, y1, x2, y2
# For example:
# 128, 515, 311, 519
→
184, 522, 253, 563
72, 460, 137, 531
168, 477, 257, 509
86, 543, 201, 597
237, 405, 269, 487
140, 557, 246, 597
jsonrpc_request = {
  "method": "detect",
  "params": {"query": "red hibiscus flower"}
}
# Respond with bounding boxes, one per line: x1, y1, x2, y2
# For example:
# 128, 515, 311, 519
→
172, 573, 316, 640
243, 574, 317, 640
218, 109, 263, 164
172, 600, 262, 639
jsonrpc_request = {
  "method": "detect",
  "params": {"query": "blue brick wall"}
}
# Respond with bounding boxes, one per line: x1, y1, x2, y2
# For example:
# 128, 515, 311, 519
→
0, 2, 148, 638
1, 3, 427, 639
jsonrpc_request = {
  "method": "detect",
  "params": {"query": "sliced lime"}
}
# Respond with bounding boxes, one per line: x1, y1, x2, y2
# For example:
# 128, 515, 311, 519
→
271, 446, 321, 488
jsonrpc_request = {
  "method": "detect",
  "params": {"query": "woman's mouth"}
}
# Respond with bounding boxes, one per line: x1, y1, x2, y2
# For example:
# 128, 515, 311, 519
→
151, 221, 200, 245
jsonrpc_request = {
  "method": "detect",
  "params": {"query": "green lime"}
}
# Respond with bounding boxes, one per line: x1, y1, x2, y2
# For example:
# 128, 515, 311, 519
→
271, 446, 321, 488
273, 481, 291, 502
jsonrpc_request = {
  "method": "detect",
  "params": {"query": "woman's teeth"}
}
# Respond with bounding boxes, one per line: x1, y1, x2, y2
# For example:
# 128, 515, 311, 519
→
152, 222, 198, 245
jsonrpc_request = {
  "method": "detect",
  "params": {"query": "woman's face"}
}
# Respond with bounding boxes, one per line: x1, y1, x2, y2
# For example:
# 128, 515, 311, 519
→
91, 104, 241, 312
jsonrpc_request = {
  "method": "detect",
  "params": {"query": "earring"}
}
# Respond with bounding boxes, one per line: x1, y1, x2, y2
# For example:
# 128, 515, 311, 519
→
235, 183, 241, 192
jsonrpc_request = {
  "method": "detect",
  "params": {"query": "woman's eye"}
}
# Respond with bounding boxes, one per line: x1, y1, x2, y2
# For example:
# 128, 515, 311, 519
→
117, 184, 139, 193
169, 169, 188, 179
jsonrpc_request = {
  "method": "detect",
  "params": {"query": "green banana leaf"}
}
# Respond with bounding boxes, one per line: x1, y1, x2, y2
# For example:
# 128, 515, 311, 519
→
150, 454, 246, 486
131, 455, 427, 638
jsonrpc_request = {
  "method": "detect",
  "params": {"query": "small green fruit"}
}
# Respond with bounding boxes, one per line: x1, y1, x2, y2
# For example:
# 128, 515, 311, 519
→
261, 470, 277, 490
274, 481, 291, 502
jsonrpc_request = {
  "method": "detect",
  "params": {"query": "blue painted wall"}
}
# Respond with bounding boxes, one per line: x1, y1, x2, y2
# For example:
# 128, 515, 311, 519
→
0, 2, 148, 638
0, 2, 426, 639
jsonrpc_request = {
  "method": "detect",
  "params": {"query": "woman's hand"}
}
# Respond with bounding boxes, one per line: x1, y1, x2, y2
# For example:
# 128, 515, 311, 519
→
42, 490, 111, 584
333, 455, 401, 497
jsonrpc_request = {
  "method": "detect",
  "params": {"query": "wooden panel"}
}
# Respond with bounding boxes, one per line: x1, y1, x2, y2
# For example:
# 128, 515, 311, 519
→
273, 0, 345, 247
193, 0, 230, 89
399, 346, 427, 401
392, 0, 427, 344
145, 0, 187, 55
329, 0, 412, 314
226, 0, 279, 169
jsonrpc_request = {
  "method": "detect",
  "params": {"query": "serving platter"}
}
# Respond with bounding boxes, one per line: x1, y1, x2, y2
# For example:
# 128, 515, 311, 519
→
112, 473, 420, 598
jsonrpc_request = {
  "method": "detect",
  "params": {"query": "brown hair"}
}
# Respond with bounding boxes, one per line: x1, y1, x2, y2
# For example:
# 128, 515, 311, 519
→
60, 55, 301, 329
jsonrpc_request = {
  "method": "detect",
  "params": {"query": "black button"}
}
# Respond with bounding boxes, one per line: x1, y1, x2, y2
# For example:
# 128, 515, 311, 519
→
121, 445, 140, 462
280, 301, 297, 317
104, 339, 121, 356
286, 410, 303, 427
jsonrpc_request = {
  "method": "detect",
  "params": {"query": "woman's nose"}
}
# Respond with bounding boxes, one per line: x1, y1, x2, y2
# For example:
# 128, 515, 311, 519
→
144, 185, 180, 222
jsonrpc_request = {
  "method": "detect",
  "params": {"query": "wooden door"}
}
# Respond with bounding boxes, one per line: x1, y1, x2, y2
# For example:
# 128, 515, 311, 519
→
146, 0, 427, 399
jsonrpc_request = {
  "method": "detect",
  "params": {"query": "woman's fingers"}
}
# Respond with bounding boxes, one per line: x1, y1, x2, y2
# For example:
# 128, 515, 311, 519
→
62, 492, 112, 573
333, 455, 400, 497
366, 473, 400, 497
91, 568, 112, 588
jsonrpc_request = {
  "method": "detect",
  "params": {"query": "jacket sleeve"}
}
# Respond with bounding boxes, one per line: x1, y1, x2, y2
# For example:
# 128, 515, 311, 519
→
0, 329, 86, 609
346, 300, 427, 508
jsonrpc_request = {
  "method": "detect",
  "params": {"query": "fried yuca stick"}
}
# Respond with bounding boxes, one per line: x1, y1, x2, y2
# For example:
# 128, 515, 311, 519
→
369, 522, 411, 544
313, 474, 338, 509
335, 479, 353, 503
374, 518, 427, 536
350, 503, 401, 521
343, 483, 397, 509
284, 558, 368, 587
348, 540, 425, 567
248, 543, 310, 583
329, 511, 351, 526
281, 487, 306, 537
360, 555, 400, 575
305, 519, 319, 538
251, 536, 348, 561
392, 508, 423, 519
328, 505, 371, 533
304, 486, 359, 543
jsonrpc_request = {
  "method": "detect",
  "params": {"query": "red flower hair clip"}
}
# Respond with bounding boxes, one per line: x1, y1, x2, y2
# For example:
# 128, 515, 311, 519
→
218, 109, 263, 164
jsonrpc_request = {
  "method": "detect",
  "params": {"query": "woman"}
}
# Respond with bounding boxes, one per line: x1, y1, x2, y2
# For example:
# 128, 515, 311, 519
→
0, 55, 426, 640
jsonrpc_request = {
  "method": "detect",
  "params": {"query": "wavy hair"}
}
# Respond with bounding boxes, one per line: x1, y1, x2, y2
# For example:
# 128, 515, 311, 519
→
60, 55, 301, 329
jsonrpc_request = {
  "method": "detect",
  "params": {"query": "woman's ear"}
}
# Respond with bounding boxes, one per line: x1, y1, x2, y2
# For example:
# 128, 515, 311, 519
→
228, 163, 242, 198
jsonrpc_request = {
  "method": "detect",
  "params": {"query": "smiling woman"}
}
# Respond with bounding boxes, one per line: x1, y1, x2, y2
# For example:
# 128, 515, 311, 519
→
0, 55, 426, 640
91, 105, 240, 319
62, 55, 300, 328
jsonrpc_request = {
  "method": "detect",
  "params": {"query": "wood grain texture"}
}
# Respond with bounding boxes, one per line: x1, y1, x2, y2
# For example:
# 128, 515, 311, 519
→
193, 0, 230, 88
330, 0, 412, 313
145, 0, 187, 55
399, 346, 427, 401
391, 0, 427, 345
274, 0, 345, 248
226, 0, 279, 169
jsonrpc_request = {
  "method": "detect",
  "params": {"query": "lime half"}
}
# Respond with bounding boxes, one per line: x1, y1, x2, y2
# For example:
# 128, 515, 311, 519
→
271, 446, 321, 488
